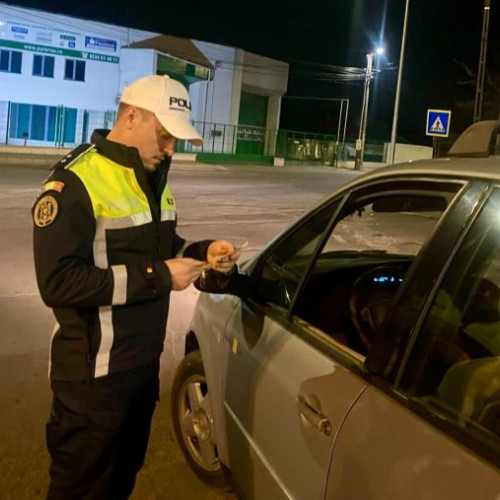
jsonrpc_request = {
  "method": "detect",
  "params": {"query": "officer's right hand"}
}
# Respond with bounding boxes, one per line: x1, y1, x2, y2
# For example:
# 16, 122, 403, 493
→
165, 258, 210, 291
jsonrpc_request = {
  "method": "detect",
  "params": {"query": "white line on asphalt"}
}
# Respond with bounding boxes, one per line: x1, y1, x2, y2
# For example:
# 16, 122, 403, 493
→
0, 293, 40, 299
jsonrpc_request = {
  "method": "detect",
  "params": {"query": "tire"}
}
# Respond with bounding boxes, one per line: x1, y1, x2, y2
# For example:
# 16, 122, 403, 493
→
171, 350, 230, 489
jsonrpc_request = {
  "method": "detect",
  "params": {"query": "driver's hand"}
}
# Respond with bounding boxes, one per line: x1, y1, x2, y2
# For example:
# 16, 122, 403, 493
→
165, 258, 210, 291
207, 240, 240, 273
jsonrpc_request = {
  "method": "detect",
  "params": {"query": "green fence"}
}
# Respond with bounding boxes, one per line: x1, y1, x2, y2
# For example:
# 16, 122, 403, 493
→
1, 104, 385, 164
275, 130, 340, 165
177, 121, 348, 165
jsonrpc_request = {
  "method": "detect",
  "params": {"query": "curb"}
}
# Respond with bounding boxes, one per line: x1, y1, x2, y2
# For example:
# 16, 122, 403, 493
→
0, 153, 385, 173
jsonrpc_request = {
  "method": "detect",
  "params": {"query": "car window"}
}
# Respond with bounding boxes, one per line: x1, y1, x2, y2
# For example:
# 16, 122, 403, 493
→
401, 187, 500, 442
293, 180, 461, 357
256, 198, 343, 308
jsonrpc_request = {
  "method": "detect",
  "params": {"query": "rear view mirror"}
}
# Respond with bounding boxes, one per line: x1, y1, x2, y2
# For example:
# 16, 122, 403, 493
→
372, 196, 448, 213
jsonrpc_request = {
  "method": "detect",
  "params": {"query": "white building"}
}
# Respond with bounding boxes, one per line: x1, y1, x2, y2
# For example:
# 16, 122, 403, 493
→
0, 3, 288, 155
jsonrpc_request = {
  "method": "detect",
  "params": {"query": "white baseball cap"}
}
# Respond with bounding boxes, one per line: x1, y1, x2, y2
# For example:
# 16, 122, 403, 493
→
120, 75, 203, 146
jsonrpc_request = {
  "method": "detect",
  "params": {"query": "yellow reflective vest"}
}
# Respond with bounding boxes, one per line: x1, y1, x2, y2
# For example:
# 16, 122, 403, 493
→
33, 132, 210, 381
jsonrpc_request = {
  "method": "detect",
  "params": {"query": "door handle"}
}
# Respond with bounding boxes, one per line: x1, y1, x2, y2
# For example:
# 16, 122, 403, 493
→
297, 395, 332, 437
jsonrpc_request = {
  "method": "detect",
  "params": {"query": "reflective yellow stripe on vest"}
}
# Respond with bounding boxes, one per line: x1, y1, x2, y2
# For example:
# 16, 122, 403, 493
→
69, 150, 177, 378
161, 184, 176, 222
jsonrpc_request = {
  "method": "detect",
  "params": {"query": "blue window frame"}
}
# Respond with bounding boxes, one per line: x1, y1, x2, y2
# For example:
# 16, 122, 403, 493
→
64, 59, 85, 81
63, 108, 77, 143
0, 49, 22, 73
33, 54, 55, 78
8, 103, 77, 144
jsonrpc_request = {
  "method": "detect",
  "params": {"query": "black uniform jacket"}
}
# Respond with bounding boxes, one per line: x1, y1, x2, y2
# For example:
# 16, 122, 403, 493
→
33, 130, 210, 381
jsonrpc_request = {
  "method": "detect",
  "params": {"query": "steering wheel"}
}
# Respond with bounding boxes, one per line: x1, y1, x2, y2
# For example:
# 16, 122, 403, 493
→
348, 266, 406, 351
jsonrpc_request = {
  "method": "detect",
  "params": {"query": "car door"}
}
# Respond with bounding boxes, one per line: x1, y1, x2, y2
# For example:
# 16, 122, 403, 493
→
223, 176, 467, 499
326, 181, 500, 499
223, 195, 368, 500
224, 301, 368, 500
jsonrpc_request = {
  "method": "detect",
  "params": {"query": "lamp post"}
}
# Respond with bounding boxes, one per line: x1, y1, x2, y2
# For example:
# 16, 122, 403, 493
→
389, 0, 411, 165
354, 47, 384, 170
473, 0, 491, 123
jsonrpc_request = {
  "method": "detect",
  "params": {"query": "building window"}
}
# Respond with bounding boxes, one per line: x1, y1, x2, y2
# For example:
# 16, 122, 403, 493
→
64, 59, 85, 81
8, 103, 77, 144
0, 49, 22, 73
33, 54, 55, 78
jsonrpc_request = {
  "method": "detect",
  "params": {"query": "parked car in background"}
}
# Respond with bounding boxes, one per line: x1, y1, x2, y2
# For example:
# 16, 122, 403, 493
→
171, 121, 500, 499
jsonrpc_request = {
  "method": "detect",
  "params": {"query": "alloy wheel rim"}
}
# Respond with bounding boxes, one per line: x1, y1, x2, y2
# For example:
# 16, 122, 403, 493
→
178, 374, 220, 471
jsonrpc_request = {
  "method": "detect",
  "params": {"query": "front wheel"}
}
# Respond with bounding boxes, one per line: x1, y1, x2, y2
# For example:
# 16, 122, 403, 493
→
171, 350, 229, 489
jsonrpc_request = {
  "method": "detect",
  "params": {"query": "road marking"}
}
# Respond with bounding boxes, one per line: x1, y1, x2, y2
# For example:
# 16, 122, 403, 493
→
0, 293, 40, 299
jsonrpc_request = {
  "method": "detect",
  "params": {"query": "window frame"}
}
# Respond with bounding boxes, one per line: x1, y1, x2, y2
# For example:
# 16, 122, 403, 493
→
247, 175, 468, 371
0, 49, 22, 74
8, 103, 59, 142
366, 179, 487, 380
32, 54, 55, 78
288, 177, 465, 319
388, 182, 500, 466
64, 58, 85, 82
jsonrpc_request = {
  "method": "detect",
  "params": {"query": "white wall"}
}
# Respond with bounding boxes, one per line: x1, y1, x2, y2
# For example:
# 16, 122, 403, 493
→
384, 143, 433, 163
192, 41, 239, 126
0, 54, 120, 110
118, 48, 156, 99
0, 101, 8, 144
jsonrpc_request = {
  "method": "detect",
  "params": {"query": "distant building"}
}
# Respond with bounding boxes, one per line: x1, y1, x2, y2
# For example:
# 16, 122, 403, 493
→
0, 3, 288, 153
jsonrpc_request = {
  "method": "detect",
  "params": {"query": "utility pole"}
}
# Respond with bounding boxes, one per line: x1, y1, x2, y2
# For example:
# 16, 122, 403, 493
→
389, 0, 411, 165
354, 52, 374, 170
473, 0, 491, 123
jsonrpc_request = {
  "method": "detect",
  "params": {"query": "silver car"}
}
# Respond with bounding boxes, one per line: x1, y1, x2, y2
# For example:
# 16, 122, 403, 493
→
171, 121, 500, 499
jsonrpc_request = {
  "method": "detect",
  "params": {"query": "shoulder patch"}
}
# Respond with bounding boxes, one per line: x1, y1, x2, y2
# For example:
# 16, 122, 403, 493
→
52, 143, 94, 171
33, 195, 59, 228
41, 180, 65, 193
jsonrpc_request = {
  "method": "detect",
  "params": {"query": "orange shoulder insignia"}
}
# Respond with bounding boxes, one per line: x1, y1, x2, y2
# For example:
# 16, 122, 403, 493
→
42, 180, 65, 193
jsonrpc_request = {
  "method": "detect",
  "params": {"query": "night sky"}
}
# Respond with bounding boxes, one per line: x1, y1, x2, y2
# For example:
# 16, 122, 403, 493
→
5, 0, 499, 146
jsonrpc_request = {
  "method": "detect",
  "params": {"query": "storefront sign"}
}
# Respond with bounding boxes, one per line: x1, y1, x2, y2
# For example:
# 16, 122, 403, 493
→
1, 20, 120, 63
84, 36, 117, 52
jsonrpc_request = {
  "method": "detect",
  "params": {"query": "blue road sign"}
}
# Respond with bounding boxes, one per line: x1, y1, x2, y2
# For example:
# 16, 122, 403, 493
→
426, 109, 452, 137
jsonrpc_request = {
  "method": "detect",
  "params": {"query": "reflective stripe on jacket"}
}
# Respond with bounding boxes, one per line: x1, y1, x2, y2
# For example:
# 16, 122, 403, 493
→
33, 131, 209, 381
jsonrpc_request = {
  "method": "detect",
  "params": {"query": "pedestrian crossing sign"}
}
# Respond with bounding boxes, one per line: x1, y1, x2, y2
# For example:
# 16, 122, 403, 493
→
426, 109, 452, 137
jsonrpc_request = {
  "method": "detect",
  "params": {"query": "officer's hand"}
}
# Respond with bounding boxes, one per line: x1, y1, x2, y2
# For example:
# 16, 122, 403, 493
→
207, 240, 240, 273
165, 258, 210, 291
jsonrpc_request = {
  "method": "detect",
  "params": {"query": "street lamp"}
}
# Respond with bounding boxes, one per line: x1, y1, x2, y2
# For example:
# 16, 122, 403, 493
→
389, 0, 411, 165
473, 0, 491, 123
354, 46, 385, 170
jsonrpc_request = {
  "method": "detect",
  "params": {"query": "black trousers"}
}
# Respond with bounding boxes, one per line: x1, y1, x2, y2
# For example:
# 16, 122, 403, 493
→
46, 360, 160, 500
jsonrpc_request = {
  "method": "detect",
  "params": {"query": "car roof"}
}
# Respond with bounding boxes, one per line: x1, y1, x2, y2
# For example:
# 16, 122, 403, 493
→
344, 155, 500, 191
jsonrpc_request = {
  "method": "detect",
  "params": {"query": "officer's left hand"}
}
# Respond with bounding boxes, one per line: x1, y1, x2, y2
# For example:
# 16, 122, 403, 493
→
165, 258, 211, 290
207, 240, 240, 273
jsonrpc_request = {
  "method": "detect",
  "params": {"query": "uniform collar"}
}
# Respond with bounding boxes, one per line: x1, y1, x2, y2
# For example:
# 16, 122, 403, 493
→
90, 129, 171, 176
91, 129, 143, 170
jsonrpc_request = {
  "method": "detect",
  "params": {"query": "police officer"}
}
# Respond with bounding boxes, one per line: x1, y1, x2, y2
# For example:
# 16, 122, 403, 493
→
32, 75, 237, 499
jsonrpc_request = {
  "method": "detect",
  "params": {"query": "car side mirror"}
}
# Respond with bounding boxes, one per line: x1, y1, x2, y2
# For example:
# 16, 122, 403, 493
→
194, 268, 253, 298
